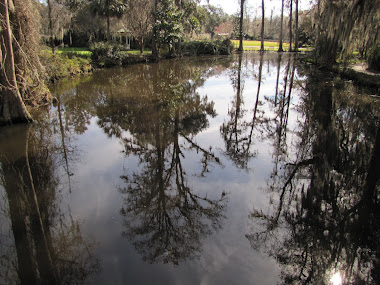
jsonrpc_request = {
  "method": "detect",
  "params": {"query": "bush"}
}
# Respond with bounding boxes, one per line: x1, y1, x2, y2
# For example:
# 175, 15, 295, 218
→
368, 46, 380, 72
89, 42, 129, 67
182, 39, 234, 56
40, 51, 93, 81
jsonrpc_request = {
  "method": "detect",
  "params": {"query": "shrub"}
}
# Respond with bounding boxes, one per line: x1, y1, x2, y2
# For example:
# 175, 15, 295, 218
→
219, 39, 234, 55
89, 42, 129, 67
40, 51, 93, 81
182, 39, 234, 56
368, 46, 380, 72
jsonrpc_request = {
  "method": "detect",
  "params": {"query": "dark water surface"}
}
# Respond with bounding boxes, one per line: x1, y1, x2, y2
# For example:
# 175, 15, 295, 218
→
1, 53, 379, 284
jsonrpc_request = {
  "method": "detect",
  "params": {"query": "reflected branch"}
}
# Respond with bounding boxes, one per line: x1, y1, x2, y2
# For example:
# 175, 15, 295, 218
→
247, 67, 380, 284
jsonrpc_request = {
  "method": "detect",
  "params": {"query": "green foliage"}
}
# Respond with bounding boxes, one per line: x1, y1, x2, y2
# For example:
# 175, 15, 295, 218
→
181, 1, 200, 34
41, 52, 93, 81
368, 46, 380, 72
90, 0, 127, 18
182, 39, 234, 56
89, 42, 128, 67
155, 0, 183, 47
57, 47, 92, 56
199, 5, 227, 38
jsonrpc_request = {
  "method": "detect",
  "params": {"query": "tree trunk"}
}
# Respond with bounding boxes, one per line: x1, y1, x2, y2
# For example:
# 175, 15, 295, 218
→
174, 0, 181, 56
295, 0, 299, 52
140, 38, 144, 54
0, 126, 39, 284
278, 0, 284, 52
238, 0, 244, 52
260, 0, 265, 52
107, 14, 111, 41
0, 0, 32, 126
289, 0, 293, 52
152, 0, 159, 60
47, 0, 55, 54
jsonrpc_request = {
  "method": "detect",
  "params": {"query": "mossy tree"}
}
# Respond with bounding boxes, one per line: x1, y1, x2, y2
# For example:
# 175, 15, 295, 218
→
314, 0, 380, 66
0, 0, 51, 126
0, 0, 32, 125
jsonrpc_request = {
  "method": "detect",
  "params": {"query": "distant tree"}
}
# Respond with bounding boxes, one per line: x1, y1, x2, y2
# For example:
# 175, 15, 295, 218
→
200, 4, 227, 38
154, 0, 183, 56
297, 10, 314, 47
288, 0, 293, 51
179, 0, 202, 37
238, 0, 245, 52
126, 0, 153, 53
294, 0, 299, 52
278, 0, 284, 52
152, 0, 159, 59
90, 0, 127, 40
47, 0, 55, 53
214, 21, 233, 36
260, 0, 264, 52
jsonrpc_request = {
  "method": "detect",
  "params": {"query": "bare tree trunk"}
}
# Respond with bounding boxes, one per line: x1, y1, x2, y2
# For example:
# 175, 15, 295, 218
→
260, 0, 265, 52
295, 0, 299, 52
152, 0, 159, 60
0, 126, 39, 283
140, 38, 144, 54
275, 54, 282, 106
0, 0, 32, 126
289, 0, 293, 52
47, 0, 55, 54
238, 0, 244, 52
278, 0, 284, 52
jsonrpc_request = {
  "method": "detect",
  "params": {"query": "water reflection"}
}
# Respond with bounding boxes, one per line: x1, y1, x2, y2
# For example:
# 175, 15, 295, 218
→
0, 122, 99, 284
2, 53, 379, 284
246, 67, 380, 284
90, 60, 229, 264
221, 53, 265, 170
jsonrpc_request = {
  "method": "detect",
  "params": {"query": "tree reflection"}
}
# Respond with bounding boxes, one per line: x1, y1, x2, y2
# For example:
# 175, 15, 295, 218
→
221, 54, 264, 169
93, 60, 228, 265
262, 55, 297, 183
0, 122, 99, 284
246, 69, 380, 284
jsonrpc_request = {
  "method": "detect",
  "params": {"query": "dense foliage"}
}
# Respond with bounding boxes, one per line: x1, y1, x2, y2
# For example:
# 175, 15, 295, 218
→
368, 46, 380, 72
182, 39, 234, 56
315, 0, 380, 66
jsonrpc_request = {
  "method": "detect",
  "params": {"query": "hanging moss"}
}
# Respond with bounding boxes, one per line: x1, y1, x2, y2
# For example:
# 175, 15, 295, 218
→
315, 0, 380, 66
11, 0, 53, 106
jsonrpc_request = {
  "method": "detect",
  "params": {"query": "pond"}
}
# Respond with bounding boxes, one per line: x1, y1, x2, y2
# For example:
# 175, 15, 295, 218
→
0, 53, 379, 284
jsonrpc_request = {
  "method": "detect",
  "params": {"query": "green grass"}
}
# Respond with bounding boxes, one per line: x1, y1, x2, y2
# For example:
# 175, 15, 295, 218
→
125, 50, 152, 56
231, 40, 311, 51
56, 47, 152, 56
56, 47, 92, 56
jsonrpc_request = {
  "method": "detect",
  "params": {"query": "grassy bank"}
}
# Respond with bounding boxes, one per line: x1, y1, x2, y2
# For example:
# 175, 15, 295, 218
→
42, 47, 147, 79
44, 39, 312, 81
41, 49, 93, 81
231, 40, 312, 52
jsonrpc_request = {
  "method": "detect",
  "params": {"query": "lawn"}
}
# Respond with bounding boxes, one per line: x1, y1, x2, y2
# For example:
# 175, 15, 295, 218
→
57, 47, 92, 56
124, 50, 152, 56
56, 47, 152, 56
231, 40, 311, 51
51, 42, 310, 57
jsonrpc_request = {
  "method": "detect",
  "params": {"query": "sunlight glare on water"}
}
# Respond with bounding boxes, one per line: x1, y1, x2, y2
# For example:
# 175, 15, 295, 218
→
330, 272, 342, 285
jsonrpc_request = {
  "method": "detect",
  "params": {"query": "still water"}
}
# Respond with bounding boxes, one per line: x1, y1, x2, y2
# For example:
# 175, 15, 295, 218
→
0, 53, 379, 284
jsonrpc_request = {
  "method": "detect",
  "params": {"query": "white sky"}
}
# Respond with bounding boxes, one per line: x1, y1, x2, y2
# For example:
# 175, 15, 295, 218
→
200, 0, 313, 16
